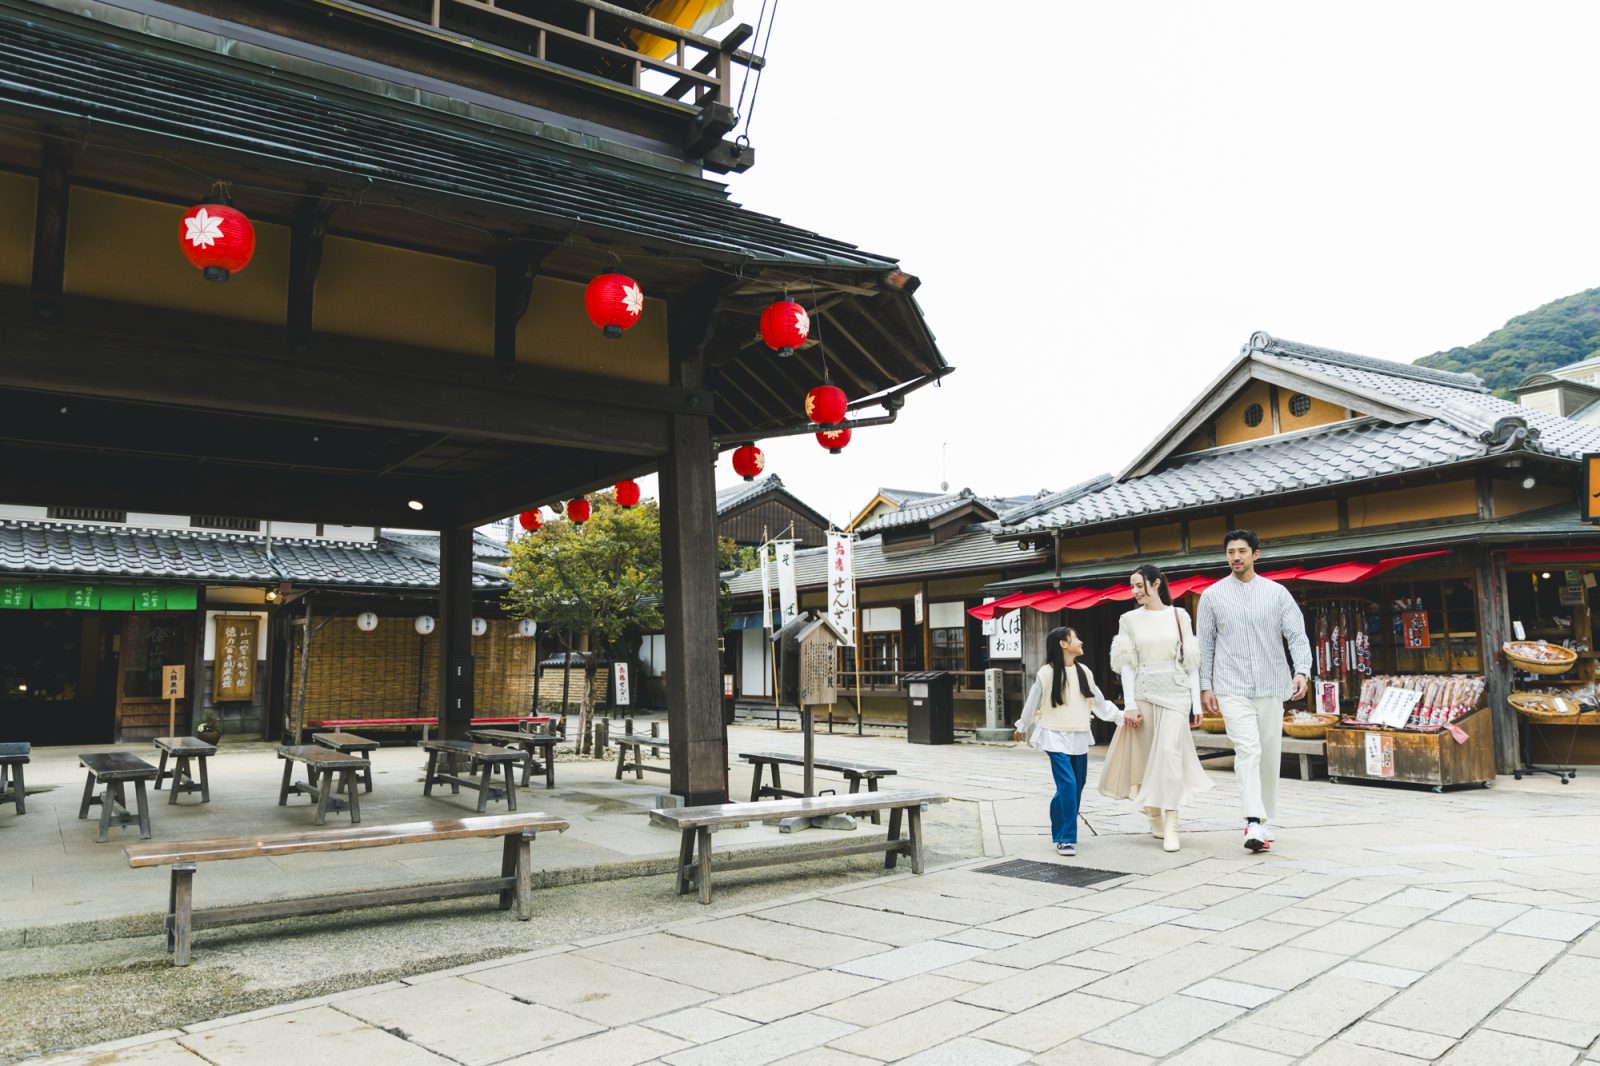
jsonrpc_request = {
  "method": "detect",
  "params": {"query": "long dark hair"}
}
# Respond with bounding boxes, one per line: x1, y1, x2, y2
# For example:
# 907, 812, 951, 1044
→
1133, 563, 1172, 605
1044, 626, 1093, 707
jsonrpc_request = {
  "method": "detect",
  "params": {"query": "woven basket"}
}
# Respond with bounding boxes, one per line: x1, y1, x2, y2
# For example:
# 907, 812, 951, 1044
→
1503, 641, 1578, 675
1282, 713, 1337, 739
1509, 691, 1583, 720
1198, 715, 1228, 734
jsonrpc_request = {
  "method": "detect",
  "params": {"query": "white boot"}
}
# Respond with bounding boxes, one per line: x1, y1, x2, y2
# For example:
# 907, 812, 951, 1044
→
1148, 811, 1163, 839
1162, 810, 1180, 853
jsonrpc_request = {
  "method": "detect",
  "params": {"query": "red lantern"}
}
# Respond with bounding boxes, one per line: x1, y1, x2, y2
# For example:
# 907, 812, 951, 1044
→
566, 497, 592, 524
584, 273, 644, 338
614, 480, 641, 508
805, 382, 848, 425
731, 444, 765, 481
179, 199, 256, 282
760, 299, 810, 356
817, 425, 852, 454
517, 509, 542, 532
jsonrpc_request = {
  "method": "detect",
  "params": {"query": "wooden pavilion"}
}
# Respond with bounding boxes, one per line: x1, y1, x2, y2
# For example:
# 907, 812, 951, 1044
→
0, 0, 947, 803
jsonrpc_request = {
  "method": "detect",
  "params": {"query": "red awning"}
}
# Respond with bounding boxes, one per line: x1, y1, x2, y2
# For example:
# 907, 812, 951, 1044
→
1504, 547, 1600, 564
967, 589, 1057, 620
1294, 551, 1447, 584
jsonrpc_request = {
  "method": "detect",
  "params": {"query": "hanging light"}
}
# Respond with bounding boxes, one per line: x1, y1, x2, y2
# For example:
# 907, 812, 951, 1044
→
760, 299, 810, 356
179, 195, 256, 282
356, 612, 379, 633
517, 509, 543, 532
731, 444, 765, 481
805, 381, 848, 425
471, 617, 488, 637
614, 480, 641, 508
567, 497, 592, 524
414, 615, 436, 636
584, 272, 644, 338
518, 618, 538, 638
817, 425, 853, 454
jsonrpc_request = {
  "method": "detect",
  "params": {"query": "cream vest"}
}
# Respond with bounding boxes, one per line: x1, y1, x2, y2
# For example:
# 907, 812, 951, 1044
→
1036, 664, 1094, 732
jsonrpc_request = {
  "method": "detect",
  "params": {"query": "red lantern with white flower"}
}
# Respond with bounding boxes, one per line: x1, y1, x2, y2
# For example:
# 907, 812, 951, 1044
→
805, 382, 848, 426
584, 273, 644, 338
566, 497, 592, 524
179, 198, 256, 282
517, 509, 542, 532
731, 444, 765, 481
614, 480, 641, 508
760, 299, 810, 356
816, 425, 852, 454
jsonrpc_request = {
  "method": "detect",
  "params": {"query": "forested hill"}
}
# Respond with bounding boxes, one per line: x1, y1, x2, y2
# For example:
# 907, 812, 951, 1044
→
1415, 287, 1600, 396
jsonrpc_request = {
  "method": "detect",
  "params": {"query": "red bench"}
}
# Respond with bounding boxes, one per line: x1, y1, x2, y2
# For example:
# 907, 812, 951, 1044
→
303, 716, 560, 743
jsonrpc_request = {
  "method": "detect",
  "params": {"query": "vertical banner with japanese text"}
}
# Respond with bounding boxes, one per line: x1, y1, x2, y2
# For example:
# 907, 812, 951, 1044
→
759, 544, 773, 632
827, 531, 856, 647
775, 540, 799, 624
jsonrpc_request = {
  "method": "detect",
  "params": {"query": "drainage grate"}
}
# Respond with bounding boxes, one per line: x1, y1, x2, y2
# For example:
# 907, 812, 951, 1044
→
975, 860, 1132, 888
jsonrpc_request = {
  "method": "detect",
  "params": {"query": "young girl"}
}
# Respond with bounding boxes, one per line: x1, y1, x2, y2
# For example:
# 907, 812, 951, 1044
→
1014, 626, 1123, 857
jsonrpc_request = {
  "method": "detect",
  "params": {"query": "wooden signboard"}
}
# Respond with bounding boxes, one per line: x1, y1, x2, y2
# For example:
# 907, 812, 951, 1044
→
213, 615, 259, 702
163, 664, 185, 737
1587, 453, 1600, 523
799, 635, 838, 706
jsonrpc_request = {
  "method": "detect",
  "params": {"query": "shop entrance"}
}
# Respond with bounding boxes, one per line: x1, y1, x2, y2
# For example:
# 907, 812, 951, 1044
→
0, 611, 119, 745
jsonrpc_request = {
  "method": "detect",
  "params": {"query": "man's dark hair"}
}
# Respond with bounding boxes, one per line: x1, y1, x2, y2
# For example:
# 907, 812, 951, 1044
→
1223, 528, 1260, 552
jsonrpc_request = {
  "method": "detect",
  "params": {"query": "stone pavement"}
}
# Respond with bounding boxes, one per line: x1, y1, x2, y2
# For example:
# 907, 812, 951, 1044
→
13, 721, 1600, 1064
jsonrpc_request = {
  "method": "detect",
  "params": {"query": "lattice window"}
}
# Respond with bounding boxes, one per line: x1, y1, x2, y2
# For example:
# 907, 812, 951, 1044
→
46, 506, 126, 523
1243, 403, 1265, 428
190, 516, 262, 532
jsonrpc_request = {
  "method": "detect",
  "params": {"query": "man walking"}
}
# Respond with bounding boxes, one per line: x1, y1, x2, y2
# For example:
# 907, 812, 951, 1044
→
1198, 529, 1311, 853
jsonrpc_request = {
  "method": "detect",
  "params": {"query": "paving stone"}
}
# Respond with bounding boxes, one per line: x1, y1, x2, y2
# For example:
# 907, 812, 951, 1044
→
833, 938, 985, 980
1485, 1008, 1600, 1047
1092, 922, 1211, 959
1199, 919, 1305, 951
1434, 899, 1530, 928
498, 1025, 691, 1066
1437, 1029, 1583, 1065
1211, 1020, 1323, 1057
1217, 945, 1344, 990
892, 1035, 1032, 1066
1457, 931, 1567, 974
1357, 918, 1489, 969
336, 977, 603, 1065
1341, 1020, 1458, 1060
1102, 904, 1191, 929
1030, 1037, 1154, 1065
1080, 994, 1243, 1057
670, 915, 886, 969
954, 963, 1101, 1012
642, 1006, 759, 1043
1245, 974, 1397, 1037
1195, 891, 1302, 922
1161, 1038, 1293, 1065
1330, 961, 1426, 987
1504, 954, 1600, 1024
824, 885, 1029, 926
1499, 908, 1600, 942
1288, 918, 1397, 956
1169, 912, 1242, 931
33, 1040, 209, 1065
970, 991, 1136, 1054
981, 906, 1100, 937
1345, 904, 1442, 929
757, 899, 966, 947
1260, 905, 1342, 928
766, 1050, 879, 1066
1381, 887, 1466, 912
716, 971, 883, 1025
825, 1000, 1005, 1061
979, 920, 1129, 968
1297, 1041, 1428, 1064
813, 974, 975, 1027
177, 1006, 454, 1066
1371, 962, 1533, 1037
466, 954, 711, 1026
1571, 928, 1600, 957
579, 932, 809, 994
661, 1013, 858, 1066
1181, 977, 1282, 1008
938, 928, 1027, 949
1080, 943, 1254, 1005
933, 959, 1022, 983
1058, 948, 1141, 972
1069, 887, 1175, 913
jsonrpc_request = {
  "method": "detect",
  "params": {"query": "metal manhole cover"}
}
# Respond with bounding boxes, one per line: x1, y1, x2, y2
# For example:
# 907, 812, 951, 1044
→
975, 859, 1132, 888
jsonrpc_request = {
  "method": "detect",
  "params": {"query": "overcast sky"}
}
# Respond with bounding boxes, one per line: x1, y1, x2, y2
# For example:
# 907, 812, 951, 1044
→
640, 2, 1600, 533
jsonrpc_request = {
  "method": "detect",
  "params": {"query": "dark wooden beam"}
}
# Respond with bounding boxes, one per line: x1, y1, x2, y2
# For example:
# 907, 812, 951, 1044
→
823, 306, 912, 385
494, 240, 556, 364
438, 525, 476, 740
451, 448, 655, 528
287, 194, 338, 344
30, 145, 69, 313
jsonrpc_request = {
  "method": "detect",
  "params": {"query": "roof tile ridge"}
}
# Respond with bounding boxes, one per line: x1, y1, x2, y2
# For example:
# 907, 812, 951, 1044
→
1247, 330, 1487, 392
998, 473, 1115, 527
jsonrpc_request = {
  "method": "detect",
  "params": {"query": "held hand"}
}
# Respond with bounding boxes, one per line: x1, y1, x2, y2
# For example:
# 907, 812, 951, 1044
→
1291, 674, 1309, 701
1126, 711, 1143, 729
1201, 690, 1219, 715
1012, 731, 1025, 743
1189, 710, 1202, 731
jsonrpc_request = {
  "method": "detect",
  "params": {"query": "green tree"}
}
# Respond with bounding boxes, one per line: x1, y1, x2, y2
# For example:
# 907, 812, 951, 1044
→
1417, 287, 1600, 396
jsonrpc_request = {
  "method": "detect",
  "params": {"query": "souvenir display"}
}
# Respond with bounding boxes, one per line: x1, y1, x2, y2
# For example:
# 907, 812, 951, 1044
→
1348, 674, 1485, 731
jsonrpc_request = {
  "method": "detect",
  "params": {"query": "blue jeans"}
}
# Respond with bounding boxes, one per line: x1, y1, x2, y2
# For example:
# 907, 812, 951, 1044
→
1046, 751, 1088, 844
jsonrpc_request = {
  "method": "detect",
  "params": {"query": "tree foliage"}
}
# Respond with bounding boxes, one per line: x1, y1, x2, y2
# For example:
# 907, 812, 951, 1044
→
1416, 287, 1600, 397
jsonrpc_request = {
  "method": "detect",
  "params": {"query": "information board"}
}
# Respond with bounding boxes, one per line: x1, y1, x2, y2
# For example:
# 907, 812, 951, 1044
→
213, 615, 259, 702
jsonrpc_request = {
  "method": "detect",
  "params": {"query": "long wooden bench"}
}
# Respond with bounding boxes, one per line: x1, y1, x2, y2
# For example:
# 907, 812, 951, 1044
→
305, 716, 559, 743
741, 751, 899, 823
650, 789, 949, 904
615, 732, 673, 780
0, 742, 27, 815
124, 812, 568, 965
1191, 732, 1328, 781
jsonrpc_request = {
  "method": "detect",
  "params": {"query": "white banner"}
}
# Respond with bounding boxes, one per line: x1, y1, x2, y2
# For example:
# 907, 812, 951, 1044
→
775, 539, 799, 624
914, 590, 924, 625
826, 531, 856, 647
759, 543, 773, 631
612, 661, 631, 706
980, 597, 997, 636
988, 608, 1022, 659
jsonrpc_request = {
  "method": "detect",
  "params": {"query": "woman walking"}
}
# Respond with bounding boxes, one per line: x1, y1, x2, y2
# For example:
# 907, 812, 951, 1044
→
1014, 626, 1123, 857
1100, 564, 1213, 852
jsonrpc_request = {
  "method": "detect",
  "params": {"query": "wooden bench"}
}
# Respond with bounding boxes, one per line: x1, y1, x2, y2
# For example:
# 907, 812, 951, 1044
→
124, 812, 568, 966
152, 736, 216, 805
467, 729, 561, 789
276, 745, 370, 825
651, 789, 950, 904
304, 715, 560, 743
312, 731, 379, 793
1192, 732, 1328, 781
741, 751, 899, 823
0, 742, 27, 815
78, 752, 159, 842
615, 732, 673, 780
422, 740, 528, 812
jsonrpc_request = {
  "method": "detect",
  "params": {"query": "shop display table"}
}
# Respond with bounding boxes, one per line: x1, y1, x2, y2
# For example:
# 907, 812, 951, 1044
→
1326, 704, 1495, 791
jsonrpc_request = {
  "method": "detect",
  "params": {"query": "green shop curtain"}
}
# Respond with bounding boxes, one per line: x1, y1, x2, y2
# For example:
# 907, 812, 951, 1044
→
0, 583, 27, 609
99, 587, 135, 611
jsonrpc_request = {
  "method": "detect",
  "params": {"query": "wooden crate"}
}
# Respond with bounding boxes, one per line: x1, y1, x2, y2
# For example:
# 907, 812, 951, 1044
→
1326, 703, 1496, 792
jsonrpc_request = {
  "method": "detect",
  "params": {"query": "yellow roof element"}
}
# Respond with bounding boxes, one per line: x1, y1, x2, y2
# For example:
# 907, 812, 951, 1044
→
632, 0, 737, 60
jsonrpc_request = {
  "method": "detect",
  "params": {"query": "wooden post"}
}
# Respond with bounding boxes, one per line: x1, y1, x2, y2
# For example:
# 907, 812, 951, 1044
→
1475, 549, 1517, 774
802, 705, 815, 797
292, 598, 314, 743
439, 525, 476, 742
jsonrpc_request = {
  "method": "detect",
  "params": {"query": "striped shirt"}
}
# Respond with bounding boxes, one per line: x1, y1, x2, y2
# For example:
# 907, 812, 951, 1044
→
1197, 574, 1312, 698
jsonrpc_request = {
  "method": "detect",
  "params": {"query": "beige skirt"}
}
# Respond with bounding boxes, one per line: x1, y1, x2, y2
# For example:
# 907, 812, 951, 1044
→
1097, 700, 1214, 813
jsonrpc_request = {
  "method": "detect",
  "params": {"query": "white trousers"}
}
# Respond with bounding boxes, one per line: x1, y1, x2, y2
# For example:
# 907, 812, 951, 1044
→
1217, 694, 1283, 821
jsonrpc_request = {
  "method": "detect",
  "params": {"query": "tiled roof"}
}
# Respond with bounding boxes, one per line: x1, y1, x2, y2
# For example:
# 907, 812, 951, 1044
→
876, 488, 945, 506
855, 489, 990, 534
725, 526, 1047, 596
716, 475, 786, 516
0, 522, 509, 590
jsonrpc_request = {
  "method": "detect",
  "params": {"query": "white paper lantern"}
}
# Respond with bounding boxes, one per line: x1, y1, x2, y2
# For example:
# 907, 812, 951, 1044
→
517, 618, 538, 638
414, 615, 435, 636
356, 611, 379, 633
471, 617, 489, 637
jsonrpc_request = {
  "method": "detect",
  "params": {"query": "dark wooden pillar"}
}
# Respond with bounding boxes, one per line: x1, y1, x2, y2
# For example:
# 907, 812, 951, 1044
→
1474, 548, 1516, 774
439, 525, 476, 740
659, 410, 726, 805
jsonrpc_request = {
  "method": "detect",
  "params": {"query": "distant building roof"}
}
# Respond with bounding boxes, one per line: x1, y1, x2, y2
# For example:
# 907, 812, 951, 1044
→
726, 525, 1047, 596
853, 487, 1029, 535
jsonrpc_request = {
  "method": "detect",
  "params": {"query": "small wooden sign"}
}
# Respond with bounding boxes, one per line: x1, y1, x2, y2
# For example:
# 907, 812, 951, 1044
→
1586, 453, 1600, 522
213, 615, 259, 702
162, 665, 186, 699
